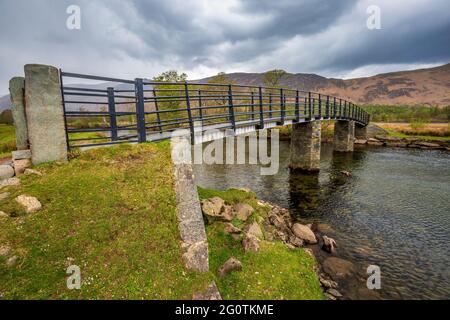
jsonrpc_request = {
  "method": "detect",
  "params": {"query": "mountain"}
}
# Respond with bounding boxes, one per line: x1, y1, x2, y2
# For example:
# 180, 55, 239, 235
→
0, 94, 12, 112
199, 63, 450, 106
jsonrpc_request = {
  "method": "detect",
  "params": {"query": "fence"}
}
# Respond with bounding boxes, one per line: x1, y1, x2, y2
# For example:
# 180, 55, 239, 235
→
60, 71, 370, 149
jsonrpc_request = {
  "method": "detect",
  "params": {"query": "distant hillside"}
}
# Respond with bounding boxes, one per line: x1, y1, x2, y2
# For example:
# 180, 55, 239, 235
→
0, 94, 12, 112
199, 63, 450, 106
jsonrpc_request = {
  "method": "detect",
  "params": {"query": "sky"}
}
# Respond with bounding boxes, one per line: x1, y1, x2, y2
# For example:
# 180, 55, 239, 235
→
0, 0, 450, 95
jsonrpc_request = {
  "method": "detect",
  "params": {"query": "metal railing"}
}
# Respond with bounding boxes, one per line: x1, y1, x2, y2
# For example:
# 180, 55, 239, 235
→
60, 71, 370, 149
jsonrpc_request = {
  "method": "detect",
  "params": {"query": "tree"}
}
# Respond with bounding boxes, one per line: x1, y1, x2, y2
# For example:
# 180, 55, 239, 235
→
207, 72, 233, 105
153, 70, 187, 82
263, 69, 287, 88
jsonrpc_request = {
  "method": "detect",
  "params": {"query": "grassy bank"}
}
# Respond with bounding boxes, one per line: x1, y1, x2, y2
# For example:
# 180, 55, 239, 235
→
361, 104, 449, 122
0, 142, 324, 300
0, 142, 211, 299
198, 187, 325, 300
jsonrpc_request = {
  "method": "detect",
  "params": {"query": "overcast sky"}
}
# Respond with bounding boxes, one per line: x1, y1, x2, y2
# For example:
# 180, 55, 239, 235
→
1, 0, 449, 95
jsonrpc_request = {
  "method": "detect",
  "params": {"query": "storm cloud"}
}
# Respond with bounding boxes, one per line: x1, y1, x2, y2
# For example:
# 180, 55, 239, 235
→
0, 0, 449, 94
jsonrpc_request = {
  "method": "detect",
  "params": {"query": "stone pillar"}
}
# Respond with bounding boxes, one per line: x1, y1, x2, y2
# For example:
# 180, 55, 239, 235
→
355, 124, 368, 140
334, 120, 355, 152
289, 121, 321, 171
9, 77, 28, 150
24, 64, 68, 165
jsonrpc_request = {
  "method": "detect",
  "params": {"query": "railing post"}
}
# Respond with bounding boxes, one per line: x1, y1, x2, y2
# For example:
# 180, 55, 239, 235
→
251, 91, 255, 120
318, 93, 322, 118
333, 97, 336, 118
184, 81, 195, 144
227, 84, 236, 131
308, 92, 312, 120
134, 78, 147, 143
198, 90, 203, 126
152, 89, 162, 133
258, 86, 264, 129
280, 88, 285, 125
326, 95, 330, 118
107, 87, 118, 141
268, 92, 273, 118
295, 90, 300, 122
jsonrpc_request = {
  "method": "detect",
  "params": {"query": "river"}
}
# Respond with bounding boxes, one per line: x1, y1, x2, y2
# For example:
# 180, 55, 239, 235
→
193, 141, 450, 300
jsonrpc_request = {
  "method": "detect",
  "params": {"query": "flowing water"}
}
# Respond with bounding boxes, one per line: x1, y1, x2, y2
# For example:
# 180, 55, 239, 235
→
193, 141, 450, 299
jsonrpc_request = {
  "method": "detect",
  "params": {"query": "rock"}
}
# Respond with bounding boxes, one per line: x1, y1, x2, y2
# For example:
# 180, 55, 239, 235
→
325, 293, 337, 300
354, 139, 367, 144
193, 282, 222, 300
288, 234, 304, 247
0, 178, 20, 189
323, 257, 355, 280
181, 241, 209, 272
316, 223, 334, 233
292, 223, 317, 244
233, 203, 254, 221
319, 275, 338, 289
385, 141, 408, 147
0, 211, 9, 218
245, 221, 263, 239
12, 150, 31, 160
243, 233, 260, 252
24, 168, 43, 176
13, 159, 31, 176
367, 138, 384, 146
218, 257, 242, 277
201, 197, 225, 216
0, 165, 15, 180
303, 248, 315, 258
6, 255, 18, 267
15, 195, 42, 213
322, 236, 338, 253
236, 187, 251, 193
0, 192, 10, 201
415, 141, 441, 148
340, 170, 352, 177
201, 197, 233, 222
327, 288, 343, 298
224, 223, 241, 234
0, 245, 11, 257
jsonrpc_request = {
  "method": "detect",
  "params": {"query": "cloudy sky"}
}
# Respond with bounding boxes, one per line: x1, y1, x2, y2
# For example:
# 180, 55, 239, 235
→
1, 0, 449, 95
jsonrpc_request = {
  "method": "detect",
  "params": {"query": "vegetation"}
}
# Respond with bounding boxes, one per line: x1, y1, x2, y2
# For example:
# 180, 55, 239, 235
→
0, 124, 16, 157
263, 69, 287, 88
0, 110, 13, 125
198, 187, 325, 300
361, 104, 450, 122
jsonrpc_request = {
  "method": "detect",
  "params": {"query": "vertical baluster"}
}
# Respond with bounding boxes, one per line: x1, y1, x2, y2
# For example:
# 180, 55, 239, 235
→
152, 88, 162, 133
308, 92, 312, 120
107, 87, 118, 141
198, 90, 203, 126
227, 84, 236, 131
184, 81, 195, 144
134, 78, 147, 143
269, 92, 273, 118
295, 90, 300, 122
318, 93, 322, 119
258, 86, 264, 129
251, 91, 255, 120
280, 88, 285, 125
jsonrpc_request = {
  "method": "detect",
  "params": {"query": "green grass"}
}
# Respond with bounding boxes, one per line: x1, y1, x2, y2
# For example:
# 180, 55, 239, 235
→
386, 129, 450, 141
0, 124, 16, 157
0, 142, 211, 299
361, 104, 450, 122
198, 187, 325, 300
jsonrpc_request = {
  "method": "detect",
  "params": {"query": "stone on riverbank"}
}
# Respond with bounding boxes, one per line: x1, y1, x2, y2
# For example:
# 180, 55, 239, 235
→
193, 282, 222, 300
233, 203, 254, 221
245, 221, 263, 239
243, 233, 260, 252
322, 236, 337, 253
0, 178, 20, 189
292, 223, 317, 244
218, 257, 242, 277
24, 168, 43, 176
0, 165, 15, 180
13, 159, 31, 176
15, 195, 42, 213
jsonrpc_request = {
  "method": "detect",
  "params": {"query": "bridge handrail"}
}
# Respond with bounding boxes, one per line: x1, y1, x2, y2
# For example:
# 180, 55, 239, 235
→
60, 71, 370, 149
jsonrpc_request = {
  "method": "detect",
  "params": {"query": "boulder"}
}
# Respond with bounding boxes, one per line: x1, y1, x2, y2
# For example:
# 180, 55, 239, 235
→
224, 223, 241, 235
340, 170, 352, 177
354, 139, 367, 145
367, 138, 384, 146
292, 223, 317, 244
12, 149, 31, 160
0, 165, 15, 180
233, 203, 254, 221
322, 236, 337, 253
327, 288, 343, 298
288, 234, 304, 247
201, 197, 225, 216
0, 211, 9, 218
243, 233, 260, 252
218, 257, 242, 277
319, 274, 338, 289
24, 168, 43, 176
0, 178, 20, 188
385, 141, 408, 147
181, 241, 209, 273
323, 257, 355, 280
193, 282, 222, 300
415, 141, 441, 148
13, 159, 31, 176
245, 221, 263, 239
15, 195, 42, 213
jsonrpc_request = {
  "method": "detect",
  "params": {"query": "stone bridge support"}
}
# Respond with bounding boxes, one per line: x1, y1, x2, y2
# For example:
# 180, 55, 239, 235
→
289, 121, 321, 171
334, 120, 355, 152
355, 124, 368, 140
